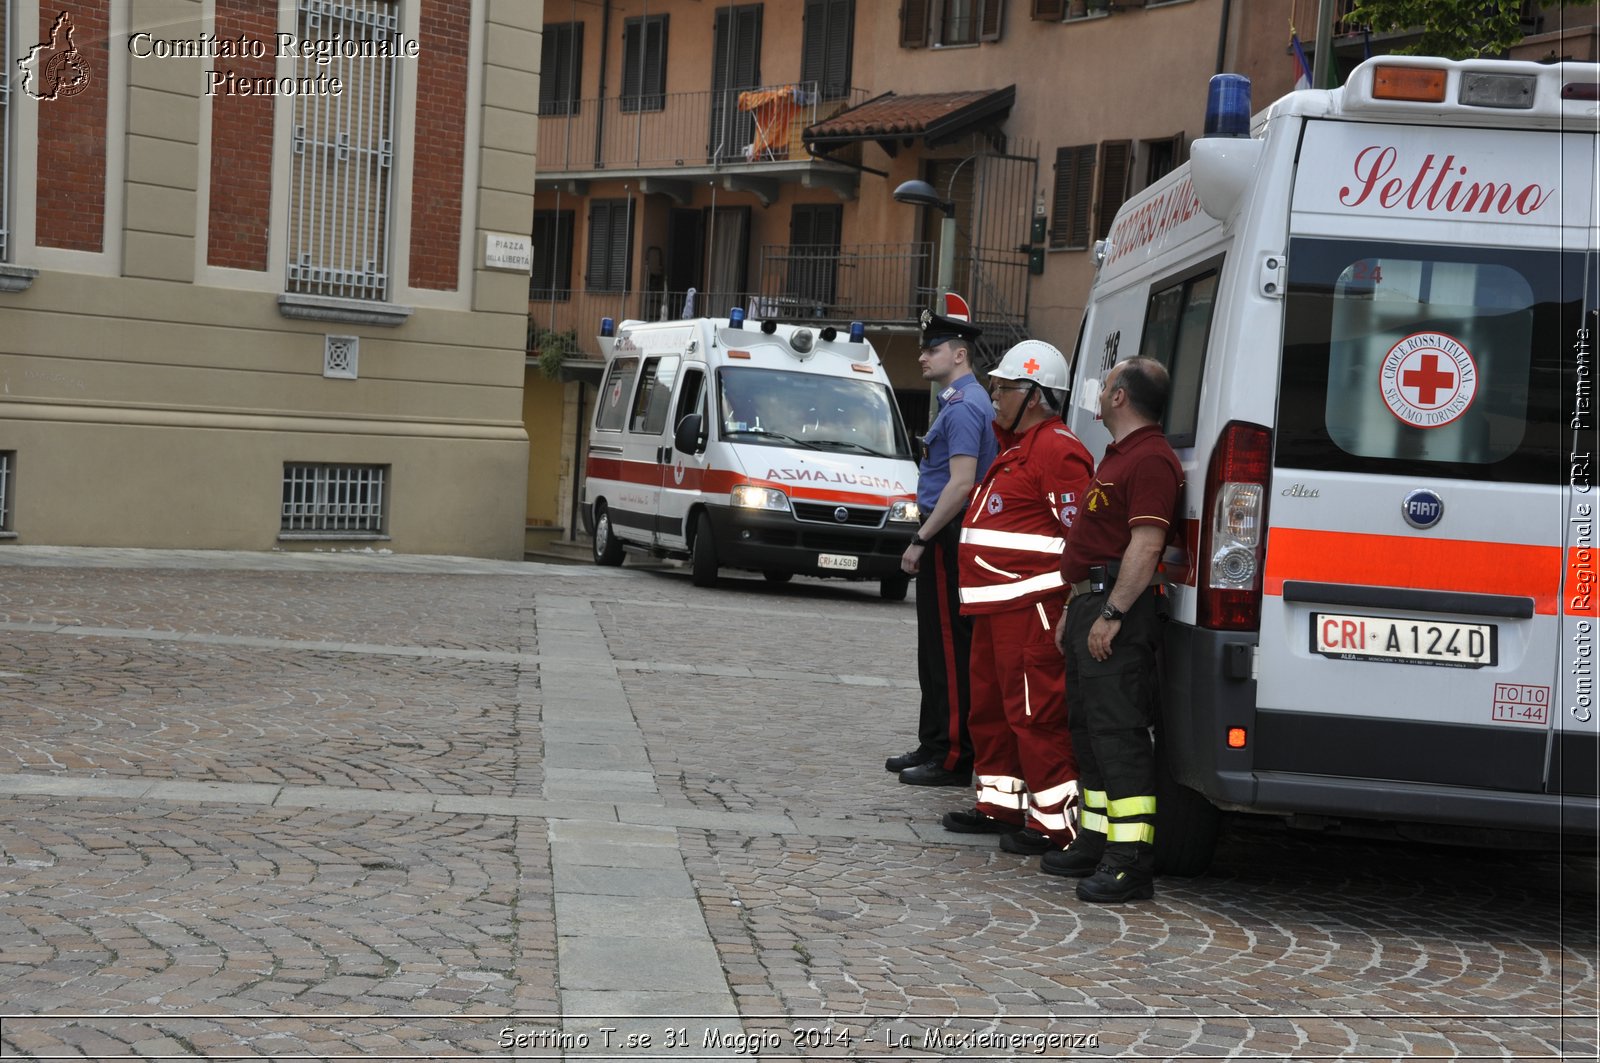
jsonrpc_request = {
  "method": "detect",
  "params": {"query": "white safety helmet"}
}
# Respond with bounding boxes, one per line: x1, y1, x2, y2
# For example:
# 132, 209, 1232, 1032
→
989, 339, 1069, 391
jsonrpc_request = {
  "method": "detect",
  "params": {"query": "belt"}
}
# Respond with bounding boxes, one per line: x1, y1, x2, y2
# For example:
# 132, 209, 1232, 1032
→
1069, 576, 1164, 596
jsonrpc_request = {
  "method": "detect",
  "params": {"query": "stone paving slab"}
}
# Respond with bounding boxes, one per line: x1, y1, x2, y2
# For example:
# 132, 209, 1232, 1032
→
0, 548, 1593, 1062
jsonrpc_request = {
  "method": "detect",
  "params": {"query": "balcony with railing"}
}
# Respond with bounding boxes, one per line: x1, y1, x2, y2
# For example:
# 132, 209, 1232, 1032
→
528, 241, 1029, 370
537, 82, 868, 183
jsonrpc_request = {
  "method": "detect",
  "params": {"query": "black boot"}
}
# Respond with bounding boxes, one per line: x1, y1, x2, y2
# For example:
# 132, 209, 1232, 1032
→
1039, 831, 1104, 878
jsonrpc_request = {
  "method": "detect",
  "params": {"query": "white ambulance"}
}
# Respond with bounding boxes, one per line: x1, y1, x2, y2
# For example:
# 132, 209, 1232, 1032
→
1065, 56, 1599, 873
582, 313, 922, 598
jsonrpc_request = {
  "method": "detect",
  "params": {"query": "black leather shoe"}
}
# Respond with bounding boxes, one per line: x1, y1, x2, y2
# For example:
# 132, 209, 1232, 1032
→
999, 828, 1055, 855
941, 808, 1010, 834
1040, 836, 1104, 878
899, 762, 971, 787
1075, 865, 1154, 903
884, 749, 931, 773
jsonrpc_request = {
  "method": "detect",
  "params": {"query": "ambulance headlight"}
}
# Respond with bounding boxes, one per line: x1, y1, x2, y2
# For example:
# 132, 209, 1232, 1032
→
730, 485, 791, 512
888, 500, 921, 523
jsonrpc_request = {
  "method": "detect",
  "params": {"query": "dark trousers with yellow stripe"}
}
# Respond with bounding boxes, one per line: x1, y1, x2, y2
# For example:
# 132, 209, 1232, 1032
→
1062, 587, 1161, 873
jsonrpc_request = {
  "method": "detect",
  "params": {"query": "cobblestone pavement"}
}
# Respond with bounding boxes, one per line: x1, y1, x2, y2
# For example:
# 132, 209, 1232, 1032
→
0, 547, 1594, 1061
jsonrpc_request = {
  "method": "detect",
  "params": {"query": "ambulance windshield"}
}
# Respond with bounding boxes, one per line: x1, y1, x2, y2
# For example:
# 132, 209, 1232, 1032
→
716, 367, 913, 459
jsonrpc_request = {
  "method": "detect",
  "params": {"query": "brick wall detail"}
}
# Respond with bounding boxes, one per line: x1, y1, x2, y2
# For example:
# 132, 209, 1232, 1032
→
206, 0, 276, 270
35, 0, 110, 251
409, 0, 469, 291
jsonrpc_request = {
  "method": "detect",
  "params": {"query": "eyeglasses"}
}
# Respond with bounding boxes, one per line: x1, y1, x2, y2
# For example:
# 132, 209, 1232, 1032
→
989, 383, 1032, 394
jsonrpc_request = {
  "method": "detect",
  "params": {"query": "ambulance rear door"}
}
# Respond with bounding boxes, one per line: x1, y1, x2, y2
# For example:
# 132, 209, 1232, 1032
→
1253, 118, 1592, 824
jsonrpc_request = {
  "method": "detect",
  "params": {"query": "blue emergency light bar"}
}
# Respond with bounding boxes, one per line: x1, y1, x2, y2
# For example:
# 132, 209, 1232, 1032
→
849, 321, 865, 344
728, 307, 745, 329
1204, 73, 1251, 137
600, 317, 615, 338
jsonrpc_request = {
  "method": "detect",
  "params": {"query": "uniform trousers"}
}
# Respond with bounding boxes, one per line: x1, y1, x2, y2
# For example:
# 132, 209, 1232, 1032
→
1062, 587, 1162, 871
967, 594, 1080, 844
915, 523, 974, 772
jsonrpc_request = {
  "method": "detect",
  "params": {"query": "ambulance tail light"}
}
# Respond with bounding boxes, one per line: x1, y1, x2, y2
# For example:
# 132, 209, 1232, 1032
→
1198, 421, 1272, 631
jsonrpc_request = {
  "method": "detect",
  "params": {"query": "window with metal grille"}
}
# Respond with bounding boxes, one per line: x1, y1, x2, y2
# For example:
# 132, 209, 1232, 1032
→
0, 451, 12, 532
531, 209, 574, 300
802, 0, 853, 100
1049, 143, 1096, 250
585, 199, 634, 293
621, 14, 667, 112
286, 0, 399, 303
540, 21, 583, 116
281, 463, 388, 534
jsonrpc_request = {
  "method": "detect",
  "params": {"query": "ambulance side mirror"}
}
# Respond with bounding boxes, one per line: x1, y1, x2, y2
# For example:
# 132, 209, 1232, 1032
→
674, 413, 706, 455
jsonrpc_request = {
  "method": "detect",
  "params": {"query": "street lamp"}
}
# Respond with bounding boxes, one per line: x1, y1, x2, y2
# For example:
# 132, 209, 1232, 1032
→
893, 177, 958, 310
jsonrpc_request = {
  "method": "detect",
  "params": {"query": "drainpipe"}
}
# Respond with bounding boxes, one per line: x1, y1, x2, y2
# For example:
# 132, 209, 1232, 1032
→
594, 0, 612, 169
1214, 0, 1233, 74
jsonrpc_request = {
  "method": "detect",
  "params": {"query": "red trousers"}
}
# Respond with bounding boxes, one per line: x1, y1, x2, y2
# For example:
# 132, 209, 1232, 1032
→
967, 595, 1080, 845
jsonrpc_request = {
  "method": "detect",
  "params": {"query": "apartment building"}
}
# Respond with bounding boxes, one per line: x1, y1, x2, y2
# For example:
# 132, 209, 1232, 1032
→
0, 0, 537, 558
528, 0, 1596, 543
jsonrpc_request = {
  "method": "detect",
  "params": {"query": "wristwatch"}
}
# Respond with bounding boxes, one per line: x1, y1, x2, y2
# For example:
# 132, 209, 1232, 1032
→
912, 534, 929, 547
1100, 602, 1125, 622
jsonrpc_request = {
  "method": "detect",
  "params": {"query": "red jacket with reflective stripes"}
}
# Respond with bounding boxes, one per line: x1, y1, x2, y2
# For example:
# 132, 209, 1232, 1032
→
958, 418, 1094, 616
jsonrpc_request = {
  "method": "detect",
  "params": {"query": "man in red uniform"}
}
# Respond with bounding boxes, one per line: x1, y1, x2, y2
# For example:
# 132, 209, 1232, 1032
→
1047, 356, 1183, 903
941, 340, 1094, 855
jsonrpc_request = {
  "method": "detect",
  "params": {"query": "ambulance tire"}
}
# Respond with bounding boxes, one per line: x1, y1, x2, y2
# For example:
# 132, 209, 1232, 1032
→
592, 505, 626, 567
1153, 730, 1221, 877
879, 575, 910, 602
690, 513, 719, 587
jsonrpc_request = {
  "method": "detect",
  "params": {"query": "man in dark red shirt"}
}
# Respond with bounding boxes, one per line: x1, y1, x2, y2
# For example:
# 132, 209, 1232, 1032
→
1048, 357, 1183, 903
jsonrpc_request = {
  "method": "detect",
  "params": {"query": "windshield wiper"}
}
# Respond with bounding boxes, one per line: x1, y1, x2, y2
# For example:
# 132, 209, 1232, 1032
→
723, 428, 822, 450
806, 439, 893, 458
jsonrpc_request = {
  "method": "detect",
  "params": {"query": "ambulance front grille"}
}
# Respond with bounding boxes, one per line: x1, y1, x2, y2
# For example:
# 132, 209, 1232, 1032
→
792, 502, 885, 528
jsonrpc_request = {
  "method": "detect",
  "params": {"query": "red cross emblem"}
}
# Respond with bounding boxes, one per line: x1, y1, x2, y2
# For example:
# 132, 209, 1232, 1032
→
1400, 353, 1454, 407
1379, 332, 1477, 429
1023, 358, 1040, 375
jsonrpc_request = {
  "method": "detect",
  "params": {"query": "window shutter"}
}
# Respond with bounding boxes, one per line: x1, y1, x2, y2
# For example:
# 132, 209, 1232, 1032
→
802, 0, 826, 91
539, 23, 583, 116
824, 0, 854, 99
1049, 144, 1096, 250
900, 0, 930, 48
585, 203, 610, 290
646, 17, 668, 108
1031, 0, 1065, 20
979, 0, 1004, 41
1095, 139, 1132, 241
610, 201, 633, 292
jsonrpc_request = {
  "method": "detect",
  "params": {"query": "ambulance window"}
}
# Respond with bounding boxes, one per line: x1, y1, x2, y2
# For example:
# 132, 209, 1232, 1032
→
674, 368, 705, 430
1138, 263, 1218, 446
629, 356, 680, 435
1278, 238, 1577, 484
595, 355, 639, 432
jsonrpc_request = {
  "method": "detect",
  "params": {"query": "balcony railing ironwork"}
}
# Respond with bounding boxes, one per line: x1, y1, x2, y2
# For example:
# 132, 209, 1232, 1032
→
538, 82, 867, 174
528, 242, 1030, 363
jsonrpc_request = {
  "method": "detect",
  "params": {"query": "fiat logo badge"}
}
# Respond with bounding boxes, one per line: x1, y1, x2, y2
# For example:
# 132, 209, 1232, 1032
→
833, 506, 850, 523
1402, 489, 1444, 530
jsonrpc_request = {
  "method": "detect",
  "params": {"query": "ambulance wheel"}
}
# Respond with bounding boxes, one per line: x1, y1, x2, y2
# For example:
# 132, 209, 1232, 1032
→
1153, 733, 1220, 877
879, 575, 910, 602
690, 513, 719, 587
763, 571, 793, 584
592, 505, 625, 567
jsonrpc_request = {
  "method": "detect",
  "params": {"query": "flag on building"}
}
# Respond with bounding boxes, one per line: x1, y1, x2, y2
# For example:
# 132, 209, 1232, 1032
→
1291, 32, 1313, 91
